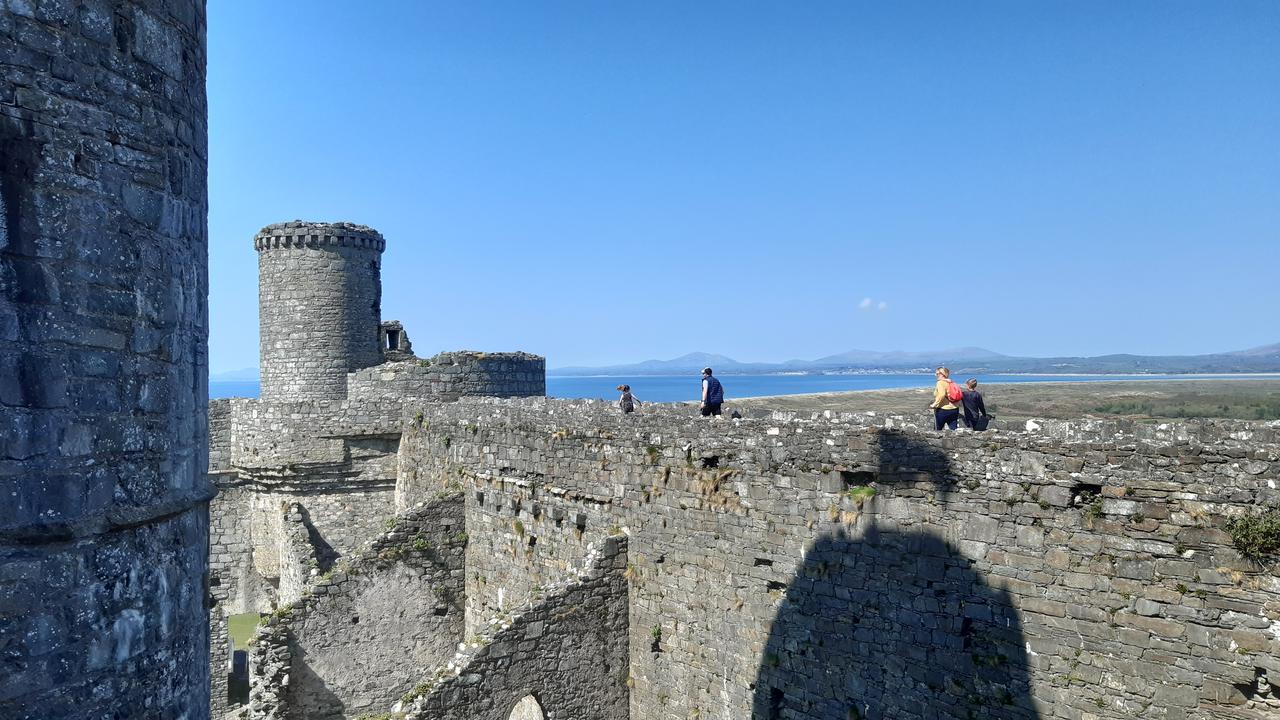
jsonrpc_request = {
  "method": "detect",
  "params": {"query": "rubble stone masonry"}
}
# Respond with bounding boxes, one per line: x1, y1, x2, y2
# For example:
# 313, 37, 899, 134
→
207, 217, 545, 715
247, 495, 467, 720
395, 398, 1280, 720
0, 0, 212, 717
255, 221, 385, 403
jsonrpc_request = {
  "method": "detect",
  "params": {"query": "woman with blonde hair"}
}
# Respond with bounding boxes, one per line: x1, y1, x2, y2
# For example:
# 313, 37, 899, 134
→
928, 366, 962, 431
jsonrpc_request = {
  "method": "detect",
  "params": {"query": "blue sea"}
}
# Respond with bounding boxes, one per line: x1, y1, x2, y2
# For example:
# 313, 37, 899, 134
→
208, 373, 1277, 403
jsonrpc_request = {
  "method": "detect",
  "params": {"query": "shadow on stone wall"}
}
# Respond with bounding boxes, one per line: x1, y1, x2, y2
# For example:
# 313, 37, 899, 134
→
298, 503, 339, 572
749, 529, 1039, 720
290, 643, 346, 720
873, 427, 960, 500
750, 432, 1039, 720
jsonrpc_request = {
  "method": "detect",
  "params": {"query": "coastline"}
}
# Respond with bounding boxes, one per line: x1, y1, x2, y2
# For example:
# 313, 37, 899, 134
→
730, 376, 1280, 422
733, 375, 1280, 402
955, 372, 1280, 378
213, 373, 1280, 403
727, 368, 1280, 397
547, 371, 1280, 379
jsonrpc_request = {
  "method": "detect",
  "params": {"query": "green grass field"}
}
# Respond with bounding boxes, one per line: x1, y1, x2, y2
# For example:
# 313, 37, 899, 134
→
228, 612, 261, 649
734, 378, 1280, 422
1086, 394, 1280, 421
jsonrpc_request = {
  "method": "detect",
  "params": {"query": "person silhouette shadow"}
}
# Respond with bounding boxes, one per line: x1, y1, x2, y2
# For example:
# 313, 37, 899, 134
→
750, 429, 1040, 720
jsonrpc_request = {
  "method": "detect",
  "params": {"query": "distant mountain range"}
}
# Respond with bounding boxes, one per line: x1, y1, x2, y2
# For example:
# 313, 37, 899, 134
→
549, 343, 1280, 376
212, 343, 1280, 381
210, 367, 259, 381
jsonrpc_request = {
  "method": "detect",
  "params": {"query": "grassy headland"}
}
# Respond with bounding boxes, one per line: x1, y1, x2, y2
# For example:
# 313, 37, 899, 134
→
732, 378, 1280, 423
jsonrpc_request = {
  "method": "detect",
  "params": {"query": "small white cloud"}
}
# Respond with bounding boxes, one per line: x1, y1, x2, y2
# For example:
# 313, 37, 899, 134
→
858, 298, 873, 310
877, 301, 888, 311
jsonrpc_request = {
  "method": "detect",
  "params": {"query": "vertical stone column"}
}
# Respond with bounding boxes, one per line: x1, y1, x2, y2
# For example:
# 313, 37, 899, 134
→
0, 2, 212, 719
255, 221, 385, 402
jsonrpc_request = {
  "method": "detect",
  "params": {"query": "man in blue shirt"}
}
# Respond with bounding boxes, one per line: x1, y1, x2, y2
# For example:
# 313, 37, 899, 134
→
700, 367, 724, 417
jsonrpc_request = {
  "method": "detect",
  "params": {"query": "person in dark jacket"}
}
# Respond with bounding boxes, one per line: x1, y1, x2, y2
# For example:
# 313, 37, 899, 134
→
700, 367, 724, 417
961, 378, 990, 430
617, 384, 639, 414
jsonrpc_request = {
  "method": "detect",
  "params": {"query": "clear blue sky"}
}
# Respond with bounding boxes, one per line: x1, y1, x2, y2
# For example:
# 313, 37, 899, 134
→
208, 1, 1279, 374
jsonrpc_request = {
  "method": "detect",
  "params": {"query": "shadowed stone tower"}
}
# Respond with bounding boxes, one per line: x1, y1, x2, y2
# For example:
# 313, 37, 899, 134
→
0, 1, 212, 718
255, 221, 386, 402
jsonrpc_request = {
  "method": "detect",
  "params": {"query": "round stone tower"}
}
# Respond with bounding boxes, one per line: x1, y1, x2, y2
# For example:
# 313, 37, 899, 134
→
255, 221, 386, 402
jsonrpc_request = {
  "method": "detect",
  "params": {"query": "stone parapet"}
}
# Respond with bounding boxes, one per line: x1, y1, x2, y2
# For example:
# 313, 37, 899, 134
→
395, 397, 1280, 720
348, 350, 546, 404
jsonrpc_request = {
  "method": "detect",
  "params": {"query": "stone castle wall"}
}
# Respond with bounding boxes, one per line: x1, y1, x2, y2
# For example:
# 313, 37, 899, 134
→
208, 445, 398, 714
394, 398, 1280, 720
1, 1, 212, 718
208, 395, 404, 714
211, 219, 546, 687
247, 495, 468, 720
209, 481, 275, 715
210, 483, 277, 614
400, 535, 631, 720
256, 222, 385, 403
208, 345, 545, 594
208, 397, 402, 471
347, 350, 545, 404
276, 502, 322, 606
207, 398, 402, 574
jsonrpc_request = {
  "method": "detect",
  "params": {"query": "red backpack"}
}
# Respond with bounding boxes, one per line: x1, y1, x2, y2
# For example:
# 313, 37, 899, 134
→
946, 380, 964, 403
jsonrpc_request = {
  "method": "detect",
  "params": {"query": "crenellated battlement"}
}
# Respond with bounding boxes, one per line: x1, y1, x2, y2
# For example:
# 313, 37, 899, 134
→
253, 221, 386, 252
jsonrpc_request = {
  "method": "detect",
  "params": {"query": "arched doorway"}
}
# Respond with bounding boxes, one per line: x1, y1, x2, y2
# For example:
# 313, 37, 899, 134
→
508, 693, 545, 720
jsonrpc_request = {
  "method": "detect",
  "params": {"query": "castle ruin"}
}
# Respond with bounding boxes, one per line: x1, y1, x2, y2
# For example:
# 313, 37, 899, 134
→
3, 3, 1280, 720
225, 390, 1280, 720
208, 220, 1280, 720
208, 221, 544, 716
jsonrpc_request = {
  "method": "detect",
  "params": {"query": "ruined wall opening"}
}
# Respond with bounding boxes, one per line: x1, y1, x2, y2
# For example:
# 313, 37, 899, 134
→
840, 469, 878, 488
379, 319, 412, 358
226, 611, 260, 705
229, 649, 249, 705
1071, 482, 1103, 508
508, 693, 545, 720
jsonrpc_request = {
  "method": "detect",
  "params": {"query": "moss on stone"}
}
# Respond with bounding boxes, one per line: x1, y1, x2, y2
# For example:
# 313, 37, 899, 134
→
845, 486, 877, 503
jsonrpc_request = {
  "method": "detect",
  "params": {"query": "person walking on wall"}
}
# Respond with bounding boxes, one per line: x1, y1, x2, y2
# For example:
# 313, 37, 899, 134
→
930, 366, 962, 431
700, 367, 724, 417
617, 384, 640, 414
961, 378, 990, 431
